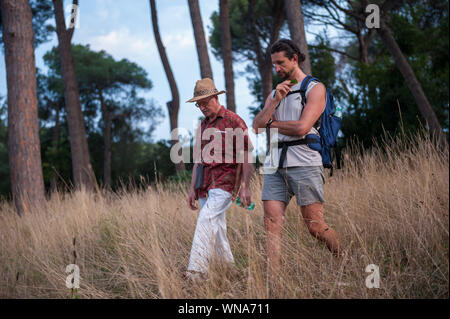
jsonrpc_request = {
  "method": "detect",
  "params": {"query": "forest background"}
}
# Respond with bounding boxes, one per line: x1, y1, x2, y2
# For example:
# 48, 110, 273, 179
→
0, 0, 448, 204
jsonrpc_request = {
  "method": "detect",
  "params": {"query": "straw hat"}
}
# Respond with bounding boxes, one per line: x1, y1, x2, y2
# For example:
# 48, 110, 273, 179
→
186, 78, 226, 103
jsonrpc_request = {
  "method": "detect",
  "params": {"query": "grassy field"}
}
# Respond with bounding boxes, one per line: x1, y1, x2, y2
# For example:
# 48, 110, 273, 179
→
0, 132, 448, 299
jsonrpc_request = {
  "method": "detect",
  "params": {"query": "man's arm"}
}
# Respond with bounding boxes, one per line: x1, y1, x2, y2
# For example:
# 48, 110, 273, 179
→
252, 94, 277, 133
241, 150, 253, 187
187, 163, 199, 210
270, 83, 326, 136
187, 124, 202, 210
238, 150, 253, 207
189, 163, 198, 192
252, 80, 294, 133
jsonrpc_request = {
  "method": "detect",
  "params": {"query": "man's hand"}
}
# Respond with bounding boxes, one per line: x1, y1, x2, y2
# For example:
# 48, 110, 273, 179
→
187, 188, 198, 210
273, 80, 295, 102
253, 80, 294, 133
238, 185, 252, 209
270, 82, 327, 137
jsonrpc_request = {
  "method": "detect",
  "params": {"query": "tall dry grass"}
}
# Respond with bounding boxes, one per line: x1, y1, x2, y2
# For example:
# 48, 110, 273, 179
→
0, 131, 448, 298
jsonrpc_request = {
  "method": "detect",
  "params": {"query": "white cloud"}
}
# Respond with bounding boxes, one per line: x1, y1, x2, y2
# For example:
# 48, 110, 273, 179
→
163, 32, 195, 49
89, 28, 155, 60
88, 25, 195, 62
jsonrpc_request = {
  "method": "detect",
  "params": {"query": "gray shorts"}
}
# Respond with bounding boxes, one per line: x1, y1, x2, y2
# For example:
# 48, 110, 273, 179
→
262, 166, 325, 206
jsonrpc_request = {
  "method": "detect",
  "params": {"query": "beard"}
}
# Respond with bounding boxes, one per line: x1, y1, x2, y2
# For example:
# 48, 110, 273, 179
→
279, 68, 293, 80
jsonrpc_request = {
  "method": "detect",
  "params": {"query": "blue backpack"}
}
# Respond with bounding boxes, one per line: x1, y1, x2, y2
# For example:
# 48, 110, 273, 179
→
278, 75, 342, 175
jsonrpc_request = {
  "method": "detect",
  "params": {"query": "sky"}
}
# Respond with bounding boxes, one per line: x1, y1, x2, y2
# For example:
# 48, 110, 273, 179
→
0, 0, 319, 151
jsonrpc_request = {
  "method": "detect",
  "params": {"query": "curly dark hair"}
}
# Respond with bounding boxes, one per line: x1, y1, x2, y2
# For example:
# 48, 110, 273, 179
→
270, 39, 306, 64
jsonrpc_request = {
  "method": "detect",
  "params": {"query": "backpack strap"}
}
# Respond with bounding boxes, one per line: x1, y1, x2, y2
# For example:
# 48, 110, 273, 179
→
299, 75, 314, 107
297, 75, 321, 129
277, 137, 317, 169
285, 75, 314, 103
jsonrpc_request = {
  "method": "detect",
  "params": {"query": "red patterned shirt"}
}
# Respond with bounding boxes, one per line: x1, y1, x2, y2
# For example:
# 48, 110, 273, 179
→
195, 105, 252, 198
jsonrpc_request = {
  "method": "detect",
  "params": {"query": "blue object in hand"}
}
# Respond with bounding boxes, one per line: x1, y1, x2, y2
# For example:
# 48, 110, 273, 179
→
235, 197, 255, 211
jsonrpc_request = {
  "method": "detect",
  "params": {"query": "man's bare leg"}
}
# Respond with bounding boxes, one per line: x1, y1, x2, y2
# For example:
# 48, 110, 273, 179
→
263, 200, 286, 285
301, 202, 342, 256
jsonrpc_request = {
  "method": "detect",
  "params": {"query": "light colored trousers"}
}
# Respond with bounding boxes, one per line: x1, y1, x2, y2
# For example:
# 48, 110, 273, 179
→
187, 188, 234, 273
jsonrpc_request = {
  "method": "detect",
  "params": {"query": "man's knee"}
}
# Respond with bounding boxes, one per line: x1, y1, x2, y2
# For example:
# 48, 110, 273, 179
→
263, 204, 284, 230
264, 212, 283, 227
306, 220, 329, 237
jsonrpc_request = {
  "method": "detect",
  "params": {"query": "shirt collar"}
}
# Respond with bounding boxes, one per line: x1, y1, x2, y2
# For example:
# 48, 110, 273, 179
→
205, 105, 226, 123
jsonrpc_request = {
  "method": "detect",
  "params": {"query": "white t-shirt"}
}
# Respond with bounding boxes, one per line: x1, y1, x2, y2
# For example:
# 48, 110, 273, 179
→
264, 80, 324, 169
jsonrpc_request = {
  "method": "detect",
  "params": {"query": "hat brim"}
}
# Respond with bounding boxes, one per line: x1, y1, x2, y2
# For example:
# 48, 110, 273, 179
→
186, 90, 226, 103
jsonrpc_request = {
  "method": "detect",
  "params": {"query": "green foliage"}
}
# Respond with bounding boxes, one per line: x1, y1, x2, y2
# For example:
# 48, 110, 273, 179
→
40, 125, 73, 190
29, 0, 55, 47
209, 0, 448, 150
309, 38, 338, 91
209, 0, 282, 63
209, 0, 340, 119
113, 140, 178, 187
43, 44, 153, 98
209, 0, 289, 116
37, 44, 165, 192
167, 170, 192, 184
1, 42, 190, 197
340, 0, 449, 147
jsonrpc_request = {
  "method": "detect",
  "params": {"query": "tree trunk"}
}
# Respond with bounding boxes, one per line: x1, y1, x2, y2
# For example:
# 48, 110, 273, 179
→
149, 0, 185, 172
188, 0, 214, 79
356, 22, 375, 65
219, 0, 236, 112
49, 102, 61, 191
266, 1, 285, 100
52, 0, 95, 189
261, 56, 274, 103
358, 32, 369, 64
1, 0, 46, 215
247, 0, 270, 102
248, 0, 285, 102
284, 0, 312, 74
377, 19, 448, 148
99, 89, 112, 188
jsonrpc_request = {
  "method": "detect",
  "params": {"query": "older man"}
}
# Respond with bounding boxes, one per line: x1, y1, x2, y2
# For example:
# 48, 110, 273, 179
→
184, 78, 253, 281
